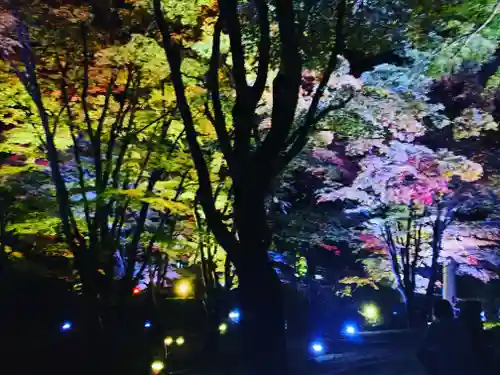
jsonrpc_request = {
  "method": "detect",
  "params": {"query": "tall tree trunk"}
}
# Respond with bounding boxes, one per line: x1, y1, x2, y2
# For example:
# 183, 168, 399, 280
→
306, 248, 320, 339
234, 189, 288, 375
426, 221, 442, 316
405, 287, 416, 328
237, 248, 288, 375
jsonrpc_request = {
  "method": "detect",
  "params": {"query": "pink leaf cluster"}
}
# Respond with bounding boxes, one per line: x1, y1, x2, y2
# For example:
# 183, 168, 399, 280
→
317, 142, 455, 206
311, 148, 357, 180
0, 9, 19, 55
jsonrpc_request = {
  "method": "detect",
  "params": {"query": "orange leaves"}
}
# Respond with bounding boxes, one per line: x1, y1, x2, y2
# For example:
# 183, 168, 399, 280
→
49, 5, 92, 24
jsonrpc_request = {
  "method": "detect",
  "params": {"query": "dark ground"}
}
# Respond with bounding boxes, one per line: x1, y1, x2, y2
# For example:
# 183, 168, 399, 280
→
2, 328, 424, 375
303, 330, 426, 375
7, 327, 500, 375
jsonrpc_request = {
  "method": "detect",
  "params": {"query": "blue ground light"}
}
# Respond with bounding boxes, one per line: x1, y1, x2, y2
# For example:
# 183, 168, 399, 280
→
343, 323, 358, 336
345, 325, 357, 335
228, 309, 240, 323
61, 321, 72, 331
310, 341, 325, 354
144, 321, 152, 328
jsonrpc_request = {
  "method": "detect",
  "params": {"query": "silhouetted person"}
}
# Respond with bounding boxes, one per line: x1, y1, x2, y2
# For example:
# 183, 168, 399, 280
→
418, 299, 471, 375
458, 301, 490, 374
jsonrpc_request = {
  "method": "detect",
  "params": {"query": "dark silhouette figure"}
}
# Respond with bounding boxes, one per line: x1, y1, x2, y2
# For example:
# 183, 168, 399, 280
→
418, 299, 471, 375
458, 301, 491, 374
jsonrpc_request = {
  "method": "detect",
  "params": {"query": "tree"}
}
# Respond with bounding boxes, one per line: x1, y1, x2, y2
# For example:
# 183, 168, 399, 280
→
0, 3, 219, 373
307, 53, 500, 320
153, 0, 357, 373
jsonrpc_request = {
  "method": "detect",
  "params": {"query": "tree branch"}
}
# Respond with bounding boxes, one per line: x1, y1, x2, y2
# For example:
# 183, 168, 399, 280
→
251, 0, 270, 103
80, 24, 94, 143
313, 92, 353, 123
252, 0, 302, 177
274, 0, 348, 174
218, 0, 248, 94
102, 68, 133, 186
58, 58, 93, 233
154, 0, 239, 262
207, 19, 235, 169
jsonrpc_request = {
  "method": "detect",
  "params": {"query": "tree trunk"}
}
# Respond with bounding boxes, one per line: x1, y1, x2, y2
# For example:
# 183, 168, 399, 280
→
306, 249, 320, 339
426, 219, 442, 316
237, 249, 288, 375
234, 189, 288, 375
405, 289, 417, 328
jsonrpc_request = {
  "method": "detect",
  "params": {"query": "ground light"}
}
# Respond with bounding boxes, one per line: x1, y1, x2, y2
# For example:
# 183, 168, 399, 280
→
164, 337, 173, 346
151, 360, 164, 375
344, 324, 357, 336
310, 341, 324, 354
218, 322, 228, 334
61, 321, 72, 331
175, 336, 185, 346
174, 279, 192, 298
144, 321, 152, 328
228, 309, 240, 323
132, 287, 141, 295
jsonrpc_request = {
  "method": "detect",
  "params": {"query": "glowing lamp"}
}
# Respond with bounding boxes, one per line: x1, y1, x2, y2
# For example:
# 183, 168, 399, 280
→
164, 337, 173, 346
362, 303, 380, 322
132, 287, 141, 295
174, 280, 192, 298
144, 321, 152, 328
61, 321, 72, 331
151, 360, 164, 374
364, 305, 377, 318
310, 341, 324, 354
218, 322, 228, 334
228, 309, 240, 323
176, 336, 185, 346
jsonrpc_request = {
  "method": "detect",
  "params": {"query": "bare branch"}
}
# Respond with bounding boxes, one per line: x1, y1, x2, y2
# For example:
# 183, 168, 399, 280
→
154, 0, 239, 261
252, 0, 302, 175
93, 72, 118, 193
273, 0, 348, 173
218, 0, 248, 94
133, 117, 173, 188
58, 57, 92, 232
11, 16, 79, 248
207, 19, 235, 169
435, 0, 500, 58
102, 68, 134, 186
313, 92, 353, 123
251, 0, 270, 102
80, 24, 94, 142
